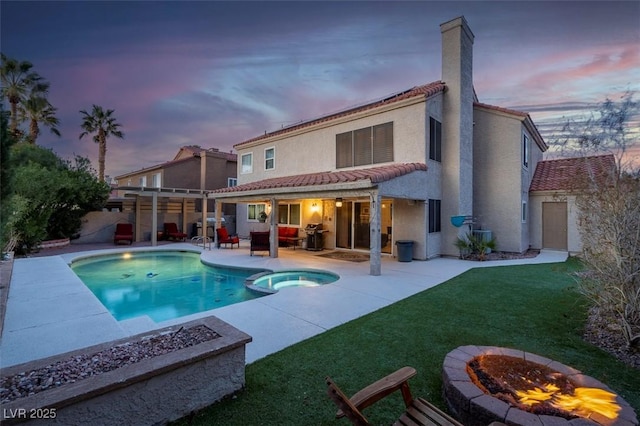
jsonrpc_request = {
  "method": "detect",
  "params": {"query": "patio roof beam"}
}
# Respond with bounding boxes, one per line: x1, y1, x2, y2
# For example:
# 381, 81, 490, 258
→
210, 180, 375, 200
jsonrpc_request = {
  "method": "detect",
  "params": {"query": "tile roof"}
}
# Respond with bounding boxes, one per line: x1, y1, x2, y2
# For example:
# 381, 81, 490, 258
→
530, 154, 616, 192
116, 146, 236, 179
213, 162, 427, 194
234, 81, 446, 147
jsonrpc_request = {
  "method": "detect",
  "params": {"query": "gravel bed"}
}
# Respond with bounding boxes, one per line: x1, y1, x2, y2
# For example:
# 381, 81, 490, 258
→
1, 325, 220, 403
583, 306, 640, 370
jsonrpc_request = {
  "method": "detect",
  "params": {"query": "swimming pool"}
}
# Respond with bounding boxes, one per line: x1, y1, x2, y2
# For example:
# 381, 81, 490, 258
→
71, 250, 268, 322
247, 269, 340, 294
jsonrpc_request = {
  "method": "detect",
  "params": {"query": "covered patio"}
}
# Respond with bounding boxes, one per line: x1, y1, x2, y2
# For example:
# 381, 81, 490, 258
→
209, 163, 429, 275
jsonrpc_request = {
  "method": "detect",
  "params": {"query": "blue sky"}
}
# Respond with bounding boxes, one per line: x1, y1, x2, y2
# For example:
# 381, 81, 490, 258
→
2, 1, 638, 179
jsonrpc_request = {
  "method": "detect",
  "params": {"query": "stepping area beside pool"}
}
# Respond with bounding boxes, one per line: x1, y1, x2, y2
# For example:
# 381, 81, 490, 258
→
0, 242, 567, 368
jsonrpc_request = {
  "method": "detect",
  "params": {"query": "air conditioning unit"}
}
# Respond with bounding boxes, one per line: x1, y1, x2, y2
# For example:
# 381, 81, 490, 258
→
472, 230, 493, 254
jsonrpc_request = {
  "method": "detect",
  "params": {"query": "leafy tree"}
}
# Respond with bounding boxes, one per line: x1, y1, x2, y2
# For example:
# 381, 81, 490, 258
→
79, 105, 124, 182
0, 54, 49, 137
1, 107, 18, 253
552, 91, 640, 350
7, 144, 110, 254
19, 94, 61, 144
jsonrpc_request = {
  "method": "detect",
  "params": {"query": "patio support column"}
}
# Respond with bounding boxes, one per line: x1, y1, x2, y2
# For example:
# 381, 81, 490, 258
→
269, 198, 278, 258
181, 198, 188, 238
369, 191, 382, 276
215, 198, 224, 248
201, 193, 208, 242
151, 192, 158, 246
135, 194, 142, 242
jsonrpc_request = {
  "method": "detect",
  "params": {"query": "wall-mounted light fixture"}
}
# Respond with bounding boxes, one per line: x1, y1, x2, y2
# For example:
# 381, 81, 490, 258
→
311, 202, 318, 212
335, 198, 343, 207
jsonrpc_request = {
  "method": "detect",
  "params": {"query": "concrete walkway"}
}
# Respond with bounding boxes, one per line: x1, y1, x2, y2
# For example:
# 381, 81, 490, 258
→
0, 243, 567, 368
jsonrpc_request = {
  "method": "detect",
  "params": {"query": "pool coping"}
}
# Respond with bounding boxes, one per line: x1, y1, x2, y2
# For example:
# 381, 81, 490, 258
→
1, 242, 570, 368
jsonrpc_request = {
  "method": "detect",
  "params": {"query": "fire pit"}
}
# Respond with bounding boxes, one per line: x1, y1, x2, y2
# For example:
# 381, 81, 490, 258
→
442, 346, 638, 426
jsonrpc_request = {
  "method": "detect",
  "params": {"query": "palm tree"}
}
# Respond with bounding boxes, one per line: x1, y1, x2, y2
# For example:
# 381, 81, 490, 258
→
19, 95, 61, 144
1, 54, 49, 136
79, 105, 124, 182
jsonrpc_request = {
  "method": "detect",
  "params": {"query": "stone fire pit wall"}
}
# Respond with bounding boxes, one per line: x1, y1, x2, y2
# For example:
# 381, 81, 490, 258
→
1, 316, 252, 426
442, 345, 638, 426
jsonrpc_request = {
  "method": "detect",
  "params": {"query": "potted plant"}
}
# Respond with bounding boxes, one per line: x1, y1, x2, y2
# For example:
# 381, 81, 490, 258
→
258, 211, 268, 223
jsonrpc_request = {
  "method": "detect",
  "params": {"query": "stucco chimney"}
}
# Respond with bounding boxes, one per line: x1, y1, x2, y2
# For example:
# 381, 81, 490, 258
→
440, 16, 475, 256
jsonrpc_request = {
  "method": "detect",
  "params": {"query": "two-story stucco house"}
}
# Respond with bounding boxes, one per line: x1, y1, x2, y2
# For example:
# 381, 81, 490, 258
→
115, 145, 237, 215
112, 146, 237, 241
210, 16, 548, 275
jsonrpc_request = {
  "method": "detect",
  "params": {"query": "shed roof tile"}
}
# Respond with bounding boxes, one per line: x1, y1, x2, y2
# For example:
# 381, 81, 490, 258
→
530, 154, 616, 192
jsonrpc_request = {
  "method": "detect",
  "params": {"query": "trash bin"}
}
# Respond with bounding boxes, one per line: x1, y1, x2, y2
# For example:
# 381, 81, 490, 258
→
395, 240, 414, 262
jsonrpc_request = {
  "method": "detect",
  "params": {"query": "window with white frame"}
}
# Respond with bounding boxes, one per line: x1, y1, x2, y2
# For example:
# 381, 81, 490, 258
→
152, 172, 161, 188
139, 176, 147, 187
522, 200, 528, 223
277, 203, 301, 226
241, 153, 253, 174
247, 203, 266, 221
523, 134, 530, 168
265, 147, 275, 170
228, 177, 237, 187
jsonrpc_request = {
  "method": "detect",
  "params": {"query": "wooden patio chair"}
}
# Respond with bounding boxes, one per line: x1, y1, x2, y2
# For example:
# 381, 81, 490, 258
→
113, 223, 133, 245
216, 227, 240, 248
164, 223, 187, 241
326, 366, 464, 426
250, 231, 270, 256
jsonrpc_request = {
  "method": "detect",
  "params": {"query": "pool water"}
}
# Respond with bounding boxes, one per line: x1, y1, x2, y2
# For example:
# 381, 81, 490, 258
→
250, 270, 339, 293
71, 251, 267, 322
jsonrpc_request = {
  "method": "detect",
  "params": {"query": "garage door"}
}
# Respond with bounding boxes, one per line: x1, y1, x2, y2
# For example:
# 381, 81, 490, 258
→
542, 202, 567, 250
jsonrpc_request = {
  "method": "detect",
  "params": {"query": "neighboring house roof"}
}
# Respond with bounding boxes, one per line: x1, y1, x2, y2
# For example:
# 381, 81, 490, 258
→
213, 163, 427, 194
115, 146, 236, 180
234, 81, 447, 148
473, 101, 548, 152
530, 154, 616, 192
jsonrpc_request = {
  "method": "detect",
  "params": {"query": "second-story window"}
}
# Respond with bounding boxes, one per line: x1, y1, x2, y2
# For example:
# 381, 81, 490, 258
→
523, 133, 530, 168
241, 153, 253, 174
265, 147, 275, 170
429, 117, 442, 162
336, 122, 393, 169
152, 172, 161, 188
228, 177, 237, 187
139, 176, 147, 187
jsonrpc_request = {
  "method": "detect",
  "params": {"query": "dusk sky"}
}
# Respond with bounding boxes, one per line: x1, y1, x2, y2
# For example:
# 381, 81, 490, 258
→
2, 1, 638, 179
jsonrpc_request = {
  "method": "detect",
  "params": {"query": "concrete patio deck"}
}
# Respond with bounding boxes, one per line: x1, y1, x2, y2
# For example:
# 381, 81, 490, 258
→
0, 241, 568, 368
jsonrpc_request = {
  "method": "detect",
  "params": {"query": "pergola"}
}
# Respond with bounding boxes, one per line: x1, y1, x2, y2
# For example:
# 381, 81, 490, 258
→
116, 186, 212, 246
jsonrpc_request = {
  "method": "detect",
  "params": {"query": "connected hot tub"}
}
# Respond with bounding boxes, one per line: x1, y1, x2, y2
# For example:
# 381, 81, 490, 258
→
245, 269, 339, 294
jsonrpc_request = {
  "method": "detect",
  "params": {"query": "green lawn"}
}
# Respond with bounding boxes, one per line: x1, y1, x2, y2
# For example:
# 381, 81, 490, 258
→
176, 258, 640, 425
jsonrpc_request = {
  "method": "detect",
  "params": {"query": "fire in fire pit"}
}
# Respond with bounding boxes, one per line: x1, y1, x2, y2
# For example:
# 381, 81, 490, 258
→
467, 354, 620, 420
442, 346, 638, 426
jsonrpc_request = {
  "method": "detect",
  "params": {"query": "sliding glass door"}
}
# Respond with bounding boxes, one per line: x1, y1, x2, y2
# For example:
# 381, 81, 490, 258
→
335, 200, 393, 253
